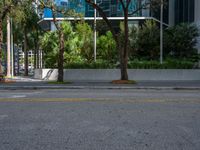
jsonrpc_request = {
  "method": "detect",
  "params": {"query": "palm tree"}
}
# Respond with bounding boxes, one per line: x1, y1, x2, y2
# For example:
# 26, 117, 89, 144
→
0, 0, 15, 74
13, 0, 40, 76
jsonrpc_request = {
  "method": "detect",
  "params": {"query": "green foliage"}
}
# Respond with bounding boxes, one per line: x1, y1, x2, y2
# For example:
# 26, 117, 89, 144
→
128, 59, 195, 69
96, 20, 110, 35
133, 20, 160, 60
75, 22, 94, 62
97, 31, 117, 62
41, 31, 59, 68
129, 24, 139, 59
64, 60, 115, 69
8, 0, 42, 51
42, 21, 118, 68
64, 58, 196, 69
129, 21, 199, 62
0, 0, 20, 19
41, 21, 84, 68
61, 22, 83, 64
164, 23, 199, 58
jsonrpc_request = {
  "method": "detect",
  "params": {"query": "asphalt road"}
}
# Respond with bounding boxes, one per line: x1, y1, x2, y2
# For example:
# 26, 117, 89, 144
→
0, 89, 200, 150
0, 89, 200, 100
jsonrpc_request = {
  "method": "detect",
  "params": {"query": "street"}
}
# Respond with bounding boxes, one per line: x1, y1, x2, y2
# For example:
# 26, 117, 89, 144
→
0, 88, 200, 100
0, 89, 200, 150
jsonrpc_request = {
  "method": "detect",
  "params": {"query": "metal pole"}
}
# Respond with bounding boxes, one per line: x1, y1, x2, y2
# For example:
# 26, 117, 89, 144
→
17, 45, 20, 75
94, 0, 97, 62
31, 50, 33, 71
6, 16, 11, 77
41, 50, 43, 68
160, 0, 163, 64
11, 18, 14, 77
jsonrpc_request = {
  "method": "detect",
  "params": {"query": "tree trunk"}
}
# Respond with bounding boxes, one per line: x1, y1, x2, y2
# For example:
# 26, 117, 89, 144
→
0, 19, 3, 74
120, 8, 129, 80
24, 28, 28, 76
57, 31, 64, 82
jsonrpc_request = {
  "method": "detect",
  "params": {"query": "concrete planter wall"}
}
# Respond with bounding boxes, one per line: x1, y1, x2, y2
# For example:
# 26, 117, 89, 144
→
34, 69, 200, 81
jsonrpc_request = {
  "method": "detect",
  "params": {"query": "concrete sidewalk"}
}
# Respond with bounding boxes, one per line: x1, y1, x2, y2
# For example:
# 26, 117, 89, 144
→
0, 76, 200, 90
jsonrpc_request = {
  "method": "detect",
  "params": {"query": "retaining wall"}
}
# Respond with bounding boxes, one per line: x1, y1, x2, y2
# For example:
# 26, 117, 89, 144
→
34, 69, 200, 81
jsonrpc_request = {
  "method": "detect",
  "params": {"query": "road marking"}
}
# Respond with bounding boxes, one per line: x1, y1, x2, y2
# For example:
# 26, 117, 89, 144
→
10, 95, 27, 98
0, 98, 199, 103
0, 115, 8, 120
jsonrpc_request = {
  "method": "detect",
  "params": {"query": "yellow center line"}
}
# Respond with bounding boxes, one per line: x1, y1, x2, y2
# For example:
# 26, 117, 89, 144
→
0, 98, 199, 103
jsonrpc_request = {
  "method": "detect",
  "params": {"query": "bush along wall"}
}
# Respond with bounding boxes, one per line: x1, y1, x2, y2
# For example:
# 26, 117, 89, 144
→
40, 21, 199, 69
63, 59, 197, 69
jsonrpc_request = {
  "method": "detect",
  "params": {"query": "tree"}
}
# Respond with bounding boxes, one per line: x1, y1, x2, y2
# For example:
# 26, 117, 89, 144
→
14, 0, 38, 76
85, 0, 163, 80
0, 0, 19, 74
25, 12, 41, 70
41, 22, 83, 68
0, 0, 38, 76
39, 1, 65, 82
38, 0, 82, 82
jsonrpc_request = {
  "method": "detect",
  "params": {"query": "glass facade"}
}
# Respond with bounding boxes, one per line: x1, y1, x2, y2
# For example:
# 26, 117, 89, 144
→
85, 0, 138, 17
42, 0, 197, 26
175, 0, 194, 24
43, 0, 140, 18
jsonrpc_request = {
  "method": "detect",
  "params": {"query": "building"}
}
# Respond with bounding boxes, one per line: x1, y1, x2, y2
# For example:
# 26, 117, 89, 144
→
169, 0, 196, 26
38, 0, 155, 31
168, 0, 200, 51
38, 0, 200, 48
38, 0, 200, 26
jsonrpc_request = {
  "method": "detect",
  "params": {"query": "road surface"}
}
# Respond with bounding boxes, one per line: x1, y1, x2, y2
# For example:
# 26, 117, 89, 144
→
0, 89, 199, 150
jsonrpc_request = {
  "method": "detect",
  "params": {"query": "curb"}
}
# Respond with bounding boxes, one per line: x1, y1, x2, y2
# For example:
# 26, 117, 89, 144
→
0, 86, 200, 90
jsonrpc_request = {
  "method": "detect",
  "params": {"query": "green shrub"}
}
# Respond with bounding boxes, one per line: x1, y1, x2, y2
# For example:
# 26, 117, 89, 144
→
41, 22, 84, 68
75, 22, 94, 62
129, 20, 160, 60
40, 31, 59, 68
128, 59, 195, 69
64, 60, 115, 69
64, 59, 196, 69
97, 31, 117, 62
164, 23, 199, 58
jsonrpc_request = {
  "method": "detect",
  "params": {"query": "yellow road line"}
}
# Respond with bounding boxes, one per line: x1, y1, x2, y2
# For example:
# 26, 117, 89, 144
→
0, 98, 199, 103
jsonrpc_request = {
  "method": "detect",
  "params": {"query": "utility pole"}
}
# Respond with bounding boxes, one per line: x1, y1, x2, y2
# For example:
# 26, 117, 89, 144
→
160, 0, 163, 64
11, 17, 14, 77
6, 16, 11, 77
94, 0, 97, 62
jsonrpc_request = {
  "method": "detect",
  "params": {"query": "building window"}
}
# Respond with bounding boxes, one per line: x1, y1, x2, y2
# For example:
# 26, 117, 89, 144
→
175, 0, 194, 24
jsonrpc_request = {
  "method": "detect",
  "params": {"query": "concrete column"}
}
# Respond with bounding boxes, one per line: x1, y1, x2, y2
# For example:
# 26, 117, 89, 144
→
194, 0, 200, 50
168, 0, 175, 26
194, 0, 200, 67
195, 0, 200, 24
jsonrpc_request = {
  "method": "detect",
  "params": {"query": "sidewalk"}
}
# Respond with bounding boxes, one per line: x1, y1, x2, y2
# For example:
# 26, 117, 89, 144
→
0, 76, 200, 90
